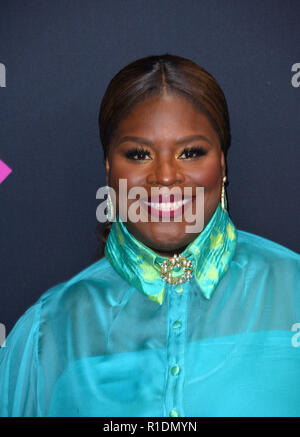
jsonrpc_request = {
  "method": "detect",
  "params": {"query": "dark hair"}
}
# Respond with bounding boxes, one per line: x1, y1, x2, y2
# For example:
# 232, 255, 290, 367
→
95, 53, 231, 260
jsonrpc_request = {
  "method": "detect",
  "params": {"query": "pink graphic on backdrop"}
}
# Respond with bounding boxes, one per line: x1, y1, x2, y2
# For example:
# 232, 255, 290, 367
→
0, 159, 12, 184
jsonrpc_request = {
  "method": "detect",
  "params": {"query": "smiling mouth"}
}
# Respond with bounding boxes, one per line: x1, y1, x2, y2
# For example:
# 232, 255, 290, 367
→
139, 195, 196, 219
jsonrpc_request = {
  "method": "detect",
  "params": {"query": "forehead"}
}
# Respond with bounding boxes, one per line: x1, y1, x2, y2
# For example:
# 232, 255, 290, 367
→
113, 94, 220, 145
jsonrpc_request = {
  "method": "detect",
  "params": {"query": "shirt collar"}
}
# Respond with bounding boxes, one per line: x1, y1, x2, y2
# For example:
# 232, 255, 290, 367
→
105, 202, 237, 304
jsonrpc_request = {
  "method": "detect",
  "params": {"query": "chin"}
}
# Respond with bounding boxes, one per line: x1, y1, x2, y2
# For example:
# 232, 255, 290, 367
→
144, 231, 197, 253
126, 220, 200, 253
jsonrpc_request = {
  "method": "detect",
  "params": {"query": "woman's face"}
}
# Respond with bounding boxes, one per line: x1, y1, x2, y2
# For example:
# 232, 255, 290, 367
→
105, 93, 226, 257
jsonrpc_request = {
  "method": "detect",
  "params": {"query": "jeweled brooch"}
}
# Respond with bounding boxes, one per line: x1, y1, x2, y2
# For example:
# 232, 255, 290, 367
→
160, 254, 193, 286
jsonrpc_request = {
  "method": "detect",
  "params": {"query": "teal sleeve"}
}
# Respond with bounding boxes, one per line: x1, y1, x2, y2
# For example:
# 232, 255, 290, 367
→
0, 302, 41, 417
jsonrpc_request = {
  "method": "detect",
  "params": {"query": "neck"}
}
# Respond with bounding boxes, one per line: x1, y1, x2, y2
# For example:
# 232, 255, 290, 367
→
152, 245, 189, 259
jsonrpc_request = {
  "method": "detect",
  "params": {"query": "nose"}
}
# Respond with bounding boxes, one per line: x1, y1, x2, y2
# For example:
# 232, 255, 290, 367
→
146, 156, 184, 186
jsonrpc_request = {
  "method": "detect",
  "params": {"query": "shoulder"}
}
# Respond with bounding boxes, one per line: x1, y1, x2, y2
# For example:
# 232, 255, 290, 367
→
4, 256, 128, 346
234, 229, 300, 286
37, 256, 129, 315
231, 229, 300, 319
235, 229, 299, 264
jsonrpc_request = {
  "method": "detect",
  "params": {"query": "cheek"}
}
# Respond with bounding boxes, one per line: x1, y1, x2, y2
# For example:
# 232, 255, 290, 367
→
108, 158, 146, 196
109, 158, 127, 180
189, 157, 221, 189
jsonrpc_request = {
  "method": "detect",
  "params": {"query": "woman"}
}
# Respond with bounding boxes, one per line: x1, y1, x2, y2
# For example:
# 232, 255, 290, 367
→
0, 54, 299, 417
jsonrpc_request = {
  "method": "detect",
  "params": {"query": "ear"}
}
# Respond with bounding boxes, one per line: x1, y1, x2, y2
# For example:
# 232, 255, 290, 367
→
220, 150, 226, 179
105, 157, 110, 185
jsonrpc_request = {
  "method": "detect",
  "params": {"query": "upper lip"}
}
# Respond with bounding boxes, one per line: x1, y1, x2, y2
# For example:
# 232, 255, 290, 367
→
140, 194, 195, 203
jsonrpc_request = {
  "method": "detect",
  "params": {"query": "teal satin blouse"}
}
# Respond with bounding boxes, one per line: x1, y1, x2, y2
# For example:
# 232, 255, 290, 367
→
0, 203, 300, 417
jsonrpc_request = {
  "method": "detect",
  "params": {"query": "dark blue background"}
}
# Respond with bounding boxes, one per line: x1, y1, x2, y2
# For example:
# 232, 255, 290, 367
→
1, 0, 299, 334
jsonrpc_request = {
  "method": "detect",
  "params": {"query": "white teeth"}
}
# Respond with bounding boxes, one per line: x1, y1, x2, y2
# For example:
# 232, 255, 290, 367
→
143, 199, 191, 211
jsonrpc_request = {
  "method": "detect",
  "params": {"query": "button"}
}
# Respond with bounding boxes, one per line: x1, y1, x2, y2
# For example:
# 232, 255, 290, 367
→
175, 285, 184, 294
169, 409, 179, 417
171, 365, 180, 376
172, 320, 182, 330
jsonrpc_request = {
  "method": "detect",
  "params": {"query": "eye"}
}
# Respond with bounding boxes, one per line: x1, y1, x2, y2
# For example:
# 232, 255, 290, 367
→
125, 146, 152, 161
178, 146, 207, 159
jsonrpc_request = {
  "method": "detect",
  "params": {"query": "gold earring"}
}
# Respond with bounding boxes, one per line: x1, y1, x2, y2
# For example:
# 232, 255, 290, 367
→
221, 176, 227, 211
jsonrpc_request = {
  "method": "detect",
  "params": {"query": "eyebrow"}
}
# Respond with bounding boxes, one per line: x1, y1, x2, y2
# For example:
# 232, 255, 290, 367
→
117, 134, 213, 146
